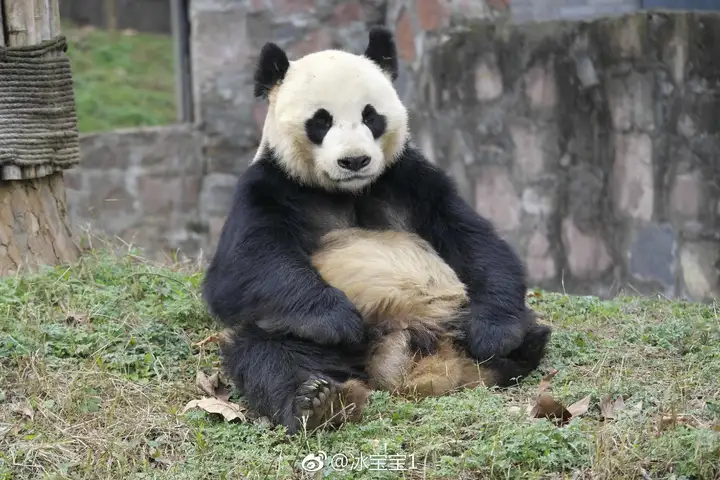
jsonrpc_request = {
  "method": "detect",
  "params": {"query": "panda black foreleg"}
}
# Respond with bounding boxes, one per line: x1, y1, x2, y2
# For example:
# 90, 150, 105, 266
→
391, 149, 536, 363
219, 324, 371, 434
418, 194, 533, 362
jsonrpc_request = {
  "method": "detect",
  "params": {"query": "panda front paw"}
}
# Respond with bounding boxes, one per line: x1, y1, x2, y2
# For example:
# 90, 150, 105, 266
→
466, 305, 526, 362
308, 288, 367, 348
324, 301, 367, 348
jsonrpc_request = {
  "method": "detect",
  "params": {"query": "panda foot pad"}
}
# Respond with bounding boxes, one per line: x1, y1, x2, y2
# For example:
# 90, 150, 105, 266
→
295, 375, 342, 430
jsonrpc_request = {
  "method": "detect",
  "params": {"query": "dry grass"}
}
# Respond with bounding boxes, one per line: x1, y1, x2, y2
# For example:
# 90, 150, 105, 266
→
1, 235, 719, 479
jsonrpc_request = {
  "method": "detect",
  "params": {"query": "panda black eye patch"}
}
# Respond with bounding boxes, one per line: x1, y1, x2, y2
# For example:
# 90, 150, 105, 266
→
305, 109, 333, 145
362, 104, 387, 139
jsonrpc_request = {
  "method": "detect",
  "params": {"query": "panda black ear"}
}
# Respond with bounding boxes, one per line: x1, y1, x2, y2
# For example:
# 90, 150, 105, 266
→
254, 42, 290, 99
364, 26, 398, 81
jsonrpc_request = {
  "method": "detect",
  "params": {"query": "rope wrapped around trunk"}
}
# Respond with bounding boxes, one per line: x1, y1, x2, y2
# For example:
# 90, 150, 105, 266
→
0, 35, 80, 180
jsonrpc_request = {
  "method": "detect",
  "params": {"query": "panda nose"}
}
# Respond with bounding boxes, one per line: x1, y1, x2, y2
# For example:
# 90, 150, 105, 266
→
337, 156, 371, 172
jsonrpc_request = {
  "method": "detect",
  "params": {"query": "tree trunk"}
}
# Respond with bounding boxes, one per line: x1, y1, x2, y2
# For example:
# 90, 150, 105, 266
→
0, 0, 80, 276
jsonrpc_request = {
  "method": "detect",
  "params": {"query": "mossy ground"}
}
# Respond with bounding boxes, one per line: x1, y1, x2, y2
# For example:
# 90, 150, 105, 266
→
0, 238, 718, 480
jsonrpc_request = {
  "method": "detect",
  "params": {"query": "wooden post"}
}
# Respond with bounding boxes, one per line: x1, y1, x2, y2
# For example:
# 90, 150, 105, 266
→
104, 0, 117, 31
0, 1, 4, 46
0, 0, 80, 275
171, 0, 193, 123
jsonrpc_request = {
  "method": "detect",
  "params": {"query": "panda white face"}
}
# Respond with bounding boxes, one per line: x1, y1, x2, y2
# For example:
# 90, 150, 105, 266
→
253, 29, 409, 192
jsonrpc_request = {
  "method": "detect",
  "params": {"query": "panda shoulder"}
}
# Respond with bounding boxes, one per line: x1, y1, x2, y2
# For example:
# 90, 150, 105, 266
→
229, 158, 298, 213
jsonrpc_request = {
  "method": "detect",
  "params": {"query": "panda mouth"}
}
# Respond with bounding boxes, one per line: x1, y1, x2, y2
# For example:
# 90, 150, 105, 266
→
337, 175, 370, 182
328, 173, 373, 183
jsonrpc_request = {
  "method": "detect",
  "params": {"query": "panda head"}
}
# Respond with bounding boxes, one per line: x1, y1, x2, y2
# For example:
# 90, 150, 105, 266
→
253, 27, 409, 192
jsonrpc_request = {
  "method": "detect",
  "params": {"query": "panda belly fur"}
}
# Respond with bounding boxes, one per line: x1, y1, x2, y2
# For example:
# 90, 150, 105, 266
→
312, 228, 545, 399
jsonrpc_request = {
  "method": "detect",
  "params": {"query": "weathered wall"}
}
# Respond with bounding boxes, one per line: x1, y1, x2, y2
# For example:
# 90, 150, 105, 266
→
65, 2, 720, 301
65, 126, 205, 256
401, 12, 720, 301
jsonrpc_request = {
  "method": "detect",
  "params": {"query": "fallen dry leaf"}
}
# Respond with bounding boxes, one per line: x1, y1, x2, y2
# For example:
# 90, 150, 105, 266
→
658, 413, 702, 430
626, 401, 643, 418
65, 313, 90, 326
195, 371, 231, 401
11, 403, 34, 421
530, 393, 572, 425
196, 371, 219, 397
193, 334, 220, 348
214, 382, 231, 402
538, 369, 559, 393
181, 397, 246, 423
600, 394, 626, 420
567, 395, 592, 418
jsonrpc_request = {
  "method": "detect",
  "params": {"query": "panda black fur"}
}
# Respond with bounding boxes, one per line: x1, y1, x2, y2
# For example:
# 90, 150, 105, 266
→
202, 27, 552, 434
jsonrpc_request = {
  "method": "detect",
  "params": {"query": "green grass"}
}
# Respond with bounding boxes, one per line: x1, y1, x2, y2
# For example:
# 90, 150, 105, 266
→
1, 243, 719, 479
62, 22, 177, 133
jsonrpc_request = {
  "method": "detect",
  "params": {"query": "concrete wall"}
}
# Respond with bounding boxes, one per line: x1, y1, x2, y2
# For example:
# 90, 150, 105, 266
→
64, 0, 720, 301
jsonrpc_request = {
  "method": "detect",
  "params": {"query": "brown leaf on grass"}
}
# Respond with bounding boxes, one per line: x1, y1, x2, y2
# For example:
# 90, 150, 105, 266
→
181, 397, 246, 422
567, 395, 592, 418
538, 369, 559, 393
214, 382, 231, 402
658, 413, 703, 431
195, 371, 231, 402
600, 395, 626, 420
149, 455, 184, 469
65, 313, 90, 327
11, 402, 34, 421
192, 334, 220, 348
626, 401, 643, 418
530, 393, 572, 425
195, 371, 218, 397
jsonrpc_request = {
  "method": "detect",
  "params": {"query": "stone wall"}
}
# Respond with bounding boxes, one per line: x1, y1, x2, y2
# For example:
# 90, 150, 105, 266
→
64, 2, 720, 301
65, 126, 205, 255
400, 12, 720, 301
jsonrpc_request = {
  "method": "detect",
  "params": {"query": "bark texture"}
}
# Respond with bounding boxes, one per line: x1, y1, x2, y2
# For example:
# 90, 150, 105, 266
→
0, 173, 79, 275
0, 0, 80, 276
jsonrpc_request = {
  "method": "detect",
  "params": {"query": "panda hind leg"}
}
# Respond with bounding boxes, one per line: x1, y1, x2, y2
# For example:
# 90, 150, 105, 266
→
399, 341, 495, 399
398, 319, 553, 397
218, 325, 371, 435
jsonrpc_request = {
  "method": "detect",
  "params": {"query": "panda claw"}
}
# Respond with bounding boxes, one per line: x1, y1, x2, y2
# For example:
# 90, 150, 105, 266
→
294, 375, 343, 430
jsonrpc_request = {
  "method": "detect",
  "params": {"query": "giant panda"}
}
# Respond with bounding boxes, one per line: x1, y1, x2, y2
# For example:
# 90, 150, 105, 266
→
202, 27, 552, 434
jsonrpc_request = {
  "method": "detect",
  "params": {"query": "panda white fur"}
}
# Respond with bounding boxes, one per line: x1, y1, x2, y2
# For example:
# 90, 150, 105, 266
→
202, 27, 552, 434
